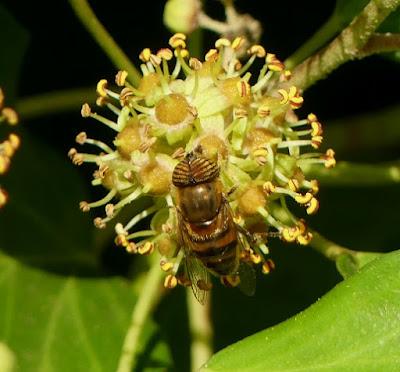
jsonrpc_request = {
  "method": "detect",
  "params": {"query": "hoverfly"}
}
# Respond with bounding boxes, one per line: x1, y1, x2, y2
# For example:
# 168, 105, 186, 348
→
172, 147, 258, 304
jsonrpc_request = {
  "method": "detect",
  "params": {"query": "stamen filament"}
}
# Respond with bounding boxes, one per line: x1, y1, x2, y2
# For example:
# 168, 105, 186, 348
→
91, 113, 119, 131
127, 230, 157, 240
88, 188, 117, 208
114, 187, 142, 209
125, 204, 159, 231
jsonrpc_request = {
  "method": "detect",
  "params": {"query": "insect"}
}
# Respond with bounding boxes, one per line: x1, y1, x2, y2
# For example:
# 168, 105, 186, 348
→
172, 148, 257, 304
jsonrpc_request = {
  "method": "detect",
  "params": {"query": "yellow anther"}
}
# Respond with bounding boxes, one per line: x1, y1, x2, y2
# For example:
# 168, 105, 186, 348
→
115, 70, 128, 86
93, 217, 106, 229
234, 60, 242, 71
311, 121, 323, 136
96, 96, 107, 106
67, 148, 77, 159
174, 48, 189, 58
263, 181, 276, 195
248, 45, 266, 58
119, 87, 134, 106
231, 36, 245, 50
295, 192, 313, 204
288, 178, 300, 192
139, 48, 152, 62
297, 232, 313, 245
126, 242, 137, 253
297, 219, 307, 235
0, 156, 10, 174
75, 132, 87, 145
310, 180, 319, 194
2, 141, 14, 157
234, 108, 248, 118
79, 201, 90, 212
236, 80, 251, 97
189, 57, 203, 70
169, 33, 187, 49
160, 260, 174, 272
311, 135, 323, 149
0, 188, 7, 208
253, 147, 268, 158
138, 241, 154, 255
262, 259, 275, 274
8, 134, 20, 150
307, 113, 318, 123
233, 214, 243, 224
157, 48, 173, 60
215, 38, 231, 48
205, 48, 219, 61
266, 53, 284, 71
80, 103, 92, 117
250, 253, 262, 264
257, 105, 271, 117
2, 107, 18, 125
306, 197, 319, 215
105, 203, 114, 217
281, 227, 297, 242
149, 53, 162, 66
280, 70, 292, 81
164, 274, 178, 289
96, 79, 108, 97
324, 148, 336, 168
278, 88, 289, 105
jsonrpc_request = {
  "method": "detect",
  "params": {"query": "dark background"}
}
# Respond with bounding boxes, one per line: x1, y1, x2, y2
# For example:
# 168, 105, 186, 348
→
1, 1, 399, 371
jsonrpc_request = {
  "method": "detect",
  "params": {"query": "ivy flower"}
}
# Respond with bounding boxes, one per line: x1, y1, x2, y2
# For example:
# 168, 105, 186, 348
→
70, 34, 335, 290
0, 88, 20, 208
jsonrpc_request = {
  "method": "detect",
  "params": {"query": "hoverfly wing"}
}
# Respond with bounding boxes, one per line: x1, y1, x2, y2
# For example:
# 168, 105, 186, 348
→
184, 254, 211, 305
237, 261, 256, 296
177, 213, 211, 305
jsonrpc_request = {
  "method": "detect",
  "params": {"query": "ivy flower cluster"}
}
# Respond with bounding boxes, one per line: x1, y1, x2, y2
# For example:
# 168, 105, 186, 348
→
0, 88, 19, 208
70, 34, 335, 289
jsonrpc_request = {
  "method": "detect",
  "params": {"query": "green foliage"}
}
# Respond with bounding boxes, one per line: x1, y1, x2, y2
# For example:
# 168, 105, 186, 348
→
0, 5, 29, 102
202, 250, 400, 371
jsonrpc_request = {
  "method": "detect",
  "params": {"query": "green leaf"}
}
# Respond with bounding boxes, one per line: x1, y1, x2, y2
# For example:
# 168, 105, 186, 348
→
0, 4, 29, 101
0, 131, 96, 270
202, 250, 400, 371
0, 253, 172, 372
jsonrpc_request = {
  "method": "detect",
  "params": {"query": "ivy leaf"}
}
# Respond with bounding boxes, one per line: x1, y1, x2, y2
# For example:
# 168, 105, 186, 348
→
202, 250, 400, 371
0, 253, 172, 371
0, 4, 29, 101
0, 131, 96, 270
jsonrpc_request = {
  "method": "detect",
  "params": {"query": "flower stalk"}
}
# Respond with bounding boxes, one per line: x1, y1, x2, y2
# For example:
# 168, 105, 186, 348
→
116, 259, 164, 372
288, 0, 400, 90
69, 0, 141, 85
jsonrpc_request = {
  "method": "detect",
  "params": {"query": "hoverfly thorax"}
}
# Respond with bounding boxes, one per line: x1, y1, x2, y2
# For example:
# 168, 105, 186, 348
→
172, 152, 222, 223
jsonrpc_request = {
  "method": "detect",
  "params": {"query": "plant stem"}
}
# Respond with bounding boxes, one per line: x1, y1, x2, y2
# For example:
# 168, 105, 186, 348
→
308, 231, 353, 261
187, 290, 213, 372
288, 0, 400, 90
116, 259, 164, 372
285, 14, 340, 69
69, 0, 141, 85
15, 88, 96, 120
302, 161, 400, 186
357, 32, 400, 57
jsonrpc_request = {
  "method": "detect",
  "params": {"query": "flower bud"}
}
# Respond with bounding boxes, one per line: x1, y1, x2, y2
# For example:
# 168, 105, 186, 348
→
163, 0, 201, 34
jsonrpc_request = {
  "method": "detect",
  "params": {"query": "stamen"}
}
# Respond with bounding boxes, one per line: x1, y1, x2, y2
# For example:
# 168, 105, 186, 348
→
127, 230, 157, 240
257, 206, 284, 231
113, 187, 142, 209
80, 188, 117, 210
124, 204, 159, 231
